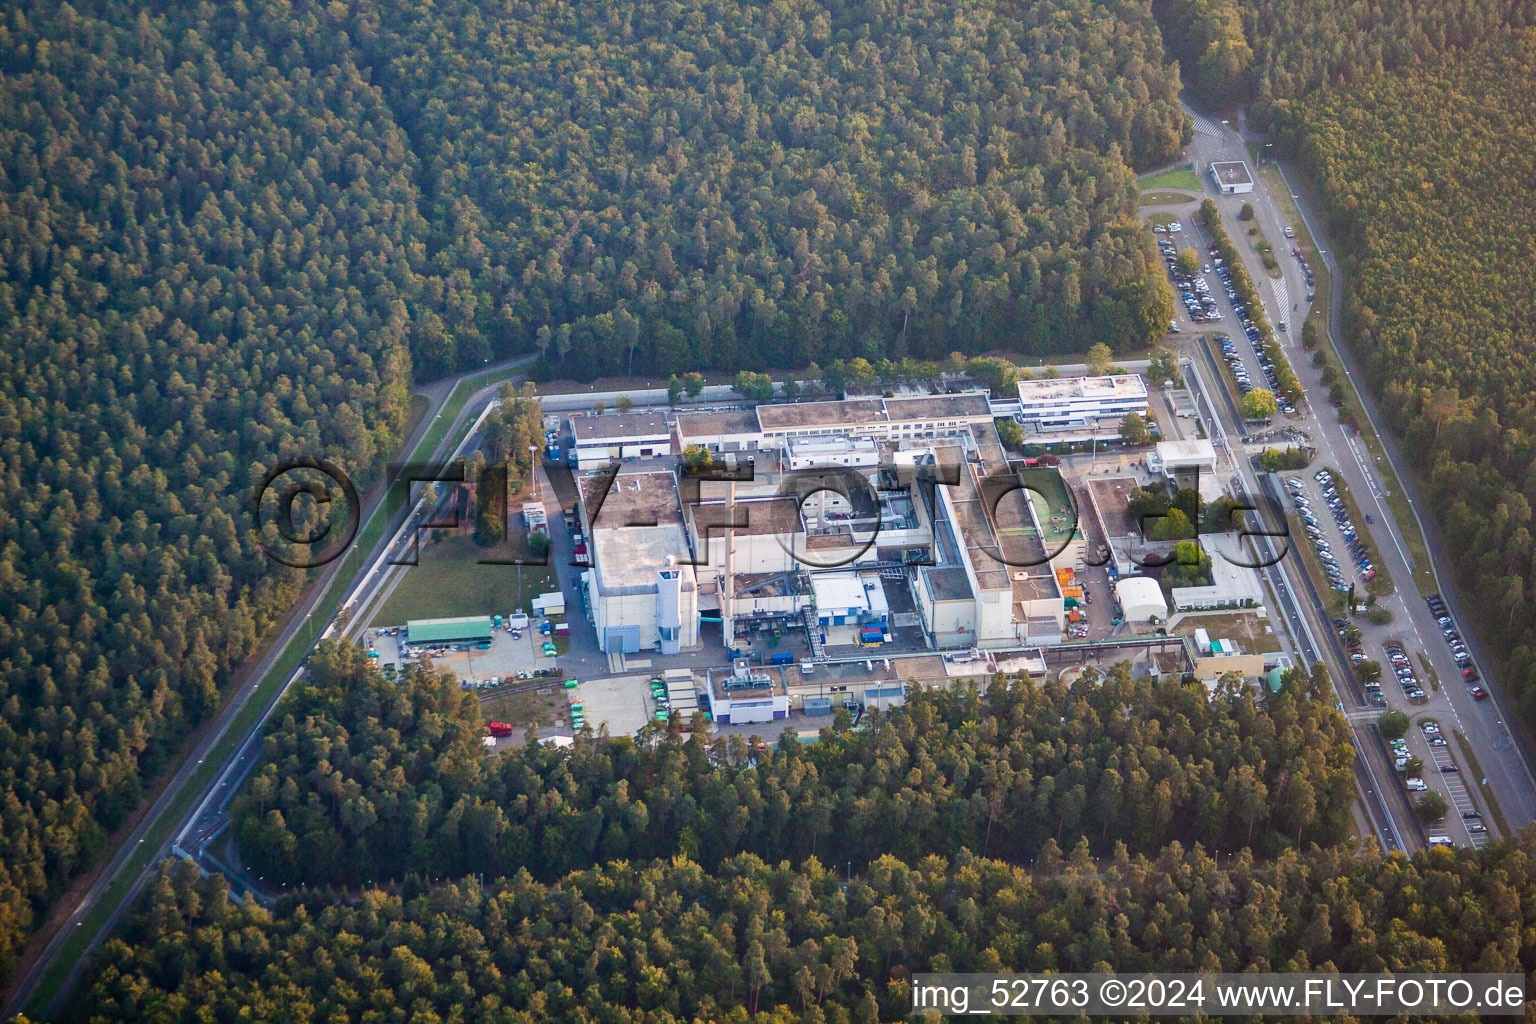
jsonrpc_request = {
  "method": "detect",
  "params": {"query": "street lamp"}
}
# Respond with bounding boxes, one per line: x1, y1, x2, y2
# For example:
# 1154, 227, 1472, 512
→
529, 445, 540, 500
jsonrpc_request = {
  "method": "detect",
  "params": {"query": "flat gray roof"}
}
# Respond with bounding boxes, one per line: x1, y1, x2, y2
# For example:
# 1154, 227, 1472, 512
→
1211, 160, 1253, 185
756, 398, 886, 430
883, 393, 992, 421
690, 496, 803, 538
1087, 477, 1142, 540
570, 410, 670, 442
675, 409, 760, 438
923, 565, 972, 603
755, 392, 992, 431
581, 470, 681, 528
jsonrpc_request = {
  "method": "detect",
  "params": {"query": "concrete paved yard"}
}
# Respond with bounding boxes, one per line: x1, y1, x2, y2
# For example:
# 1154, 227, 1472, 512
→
575, 674, 654, 735
365, 628, 547, 684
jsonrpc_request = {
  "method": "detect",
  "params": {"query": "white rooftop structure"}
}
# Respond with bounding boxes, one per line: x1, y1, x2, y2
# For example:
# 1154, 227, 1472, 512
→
1172, 533, 1266, 612
1015, 374, 1148, 431
810, 572, 872, 618
1210, 160, 1254, 195
786, 435, 880, 471
1150, 438, 1218, 475
567, 410, 672, 470
1115, 575, 1168, 623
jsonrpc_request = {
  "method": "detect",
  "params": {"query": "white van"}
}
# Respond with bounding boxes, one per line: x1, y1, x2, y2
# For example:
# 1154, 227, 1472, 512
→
1405, 777, 1427, 791
1427, 835, 1453, 846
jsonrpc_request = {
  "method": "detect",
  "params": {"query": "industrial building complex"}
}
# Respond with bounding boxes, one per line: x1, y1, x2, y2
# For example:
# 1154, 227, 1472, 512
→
357, 368, 1289, 741
557, 374, 1276, 695
571, 390, 1082, 658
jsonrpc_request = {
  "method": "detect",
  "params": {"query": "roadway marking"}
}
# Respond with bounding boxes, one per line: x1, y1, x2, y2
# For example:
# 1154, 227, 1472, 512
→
1270, 277, 1290, 327
1182, 101, 1222, 139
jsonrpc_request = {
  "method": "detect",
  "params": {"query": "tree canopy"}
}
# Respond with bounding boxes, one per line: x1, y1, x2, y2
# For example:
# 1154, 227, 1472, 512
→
232, 645, 1356, 889
0, 0, 432, 977
340, 0, 1185, 377
76, 827, 1536, 1022
1290, 29, 1536, 728
1154, 0, 1534, 126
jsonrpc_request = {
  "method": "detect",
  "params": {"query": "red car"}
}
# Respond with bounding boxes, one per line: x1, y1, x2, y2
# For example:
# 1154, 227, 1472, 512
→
1470, 686, 1489, 701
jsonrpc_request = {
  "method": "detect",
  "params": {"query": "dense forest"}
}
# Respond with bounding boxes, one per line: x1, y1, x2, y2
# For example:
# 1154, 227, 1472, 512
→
14, 0, 1536, 1013
1155, 0, 1535, 124
0, 0, 428, 981
1283, 30, 1536, 726
232, 646, 1357, 887
0, 0, 1191, 980
341, 0, 1186, 375
66, 831, 1536, 1022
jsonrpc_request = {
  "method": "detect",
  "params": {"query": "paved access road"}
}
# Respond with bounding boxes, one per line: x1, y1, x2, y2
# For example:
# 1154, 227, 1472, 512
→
1186, 107, 1536, 843
3, 356, 539, 1020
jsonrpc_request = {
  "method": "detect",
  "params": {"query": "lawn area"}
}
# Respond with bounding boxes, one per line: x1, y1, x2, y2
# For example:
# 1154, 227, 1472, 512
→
480, 684, 569, 729
1257, 162, 1434, 594
1172, 612, 1282, 654
1140, 190, 1197, 206
1242, 218, 1283, 279
372, 533, 555, 626
1139, 166, 1202, 192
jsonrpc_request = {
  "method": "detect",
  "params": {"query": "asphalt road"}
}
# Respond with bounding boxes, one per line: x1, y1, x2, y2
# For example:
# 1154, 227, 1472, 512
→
1188, 109, 1536, 842
1182, 332, 1406, 853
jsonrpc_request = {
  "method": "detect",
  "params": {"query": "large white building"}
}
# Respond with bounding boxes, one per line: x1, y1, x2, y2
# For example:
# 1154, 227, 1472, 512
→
1171, 533, 1266, 612
1115, 576, 1168, 623
570, 390, 1083, 658
1149, 438, 1218, 477
755, 393, 993, 443
675, 409, 762, 456
579, 470, 701, 654
910, 441, 1068, 649
786, 435, 879, 471
1014, 375, 1148, 434
704, 663, 790, 725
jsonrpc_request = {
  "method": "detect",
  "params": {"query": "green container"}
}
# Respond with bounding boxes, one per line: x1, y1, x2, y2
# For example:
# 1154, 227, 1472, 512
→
564, 680, 578, 689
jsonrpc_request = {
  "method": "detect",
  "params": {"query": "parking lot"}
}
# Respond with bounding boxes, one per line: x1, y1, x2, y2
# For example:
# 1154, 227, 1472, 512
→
1414, 716, 1487, 848
1427, 590, 1487, 698
1155, 212, 1298, 420
365, 624, 554, 686
1281, 472, 1377, 600
1155, 221, 1226, 329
